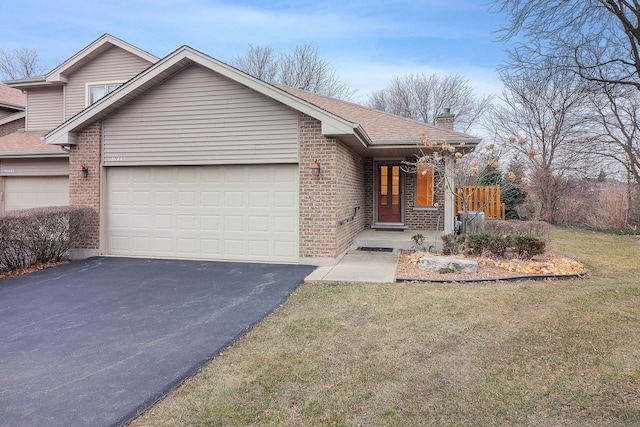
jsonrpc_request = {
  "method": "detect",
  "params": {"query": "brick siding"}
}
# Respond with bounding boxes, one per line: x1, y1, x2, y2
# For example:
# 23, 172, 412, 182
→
362, 157, 444, 231
298, 113, 365, 259
403, 164, 445, 230
69, 122, 101, 249
363, 157, 374, 228
0, 117, 25, 138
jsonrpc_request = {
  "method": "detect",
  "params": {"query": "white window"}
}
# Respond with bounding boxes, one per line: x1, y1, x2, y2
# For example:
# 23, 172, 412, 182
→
88, 83, 121, 104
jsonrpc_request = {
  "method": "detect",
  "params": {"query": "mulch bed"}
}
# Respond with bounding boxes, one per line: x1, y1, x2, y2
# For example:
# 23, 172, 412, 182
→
0, 261, 69, 282
395, 250, 587, 283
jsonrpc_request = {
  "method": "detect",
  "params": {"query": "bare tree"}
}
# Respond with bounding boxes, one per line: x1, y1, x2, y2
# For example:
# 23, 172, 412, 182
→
366, 73, 493, 133
586, 82, 640, 185
0, 47, 46, 80
230, 44, 278, 83
279, 44, 355, 100
486, 62, 592, 222
491, 1, 640, 91
231, 42, 356, 100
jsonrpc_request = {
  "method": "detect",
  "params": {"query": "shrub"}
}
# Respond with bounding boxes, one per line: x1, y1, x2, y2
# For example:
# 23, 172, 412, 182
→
466, 233, 493, 256
411, 233, 427, 251
441, 233, 466, 255
487, 234, 513, 257
513, 235, 546, 259
485, 219, 551, 240
0, 206, 93, 272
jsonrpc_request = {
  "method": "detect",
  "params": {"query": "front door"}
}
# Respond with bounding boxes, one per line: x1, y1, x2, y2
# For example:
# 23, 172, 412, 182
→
377, 164, 402, 223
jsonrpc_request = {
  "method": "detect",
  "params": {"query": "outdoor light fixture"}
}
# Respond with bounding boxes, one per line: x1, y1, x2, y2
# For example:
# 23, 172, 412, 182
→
311, 160, 320, 176
78, 164, 88, 178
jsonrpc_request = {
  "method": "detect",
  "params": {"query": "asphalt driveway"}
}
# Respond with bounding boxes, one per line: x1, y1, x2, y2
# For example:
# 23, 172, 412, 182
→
0, 257, 315, 427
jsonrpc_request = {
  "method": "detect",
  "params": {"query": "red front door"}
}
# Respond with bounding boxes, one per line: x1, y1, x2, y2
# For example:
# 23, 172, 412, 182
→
377, 164, 402, 223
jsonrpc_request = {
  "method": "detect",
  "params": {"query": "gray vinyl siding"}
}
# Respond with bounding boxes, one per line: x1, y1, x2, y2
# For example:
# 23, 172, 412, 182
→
65, 46, 153, 119
0, 157, 69, 176
102, 64, 299, 166
26, 88, 63, 131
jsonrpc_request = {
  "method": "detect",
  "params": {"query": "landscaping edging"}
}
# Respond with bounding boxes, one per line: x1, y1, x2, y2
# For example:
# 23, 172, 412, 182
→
396, 270, 588, 283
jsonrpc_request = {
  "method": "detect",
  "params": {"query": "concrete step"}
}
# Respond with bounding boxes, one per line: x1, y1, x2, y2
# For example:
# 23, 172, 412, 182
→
353, 229, 443, 251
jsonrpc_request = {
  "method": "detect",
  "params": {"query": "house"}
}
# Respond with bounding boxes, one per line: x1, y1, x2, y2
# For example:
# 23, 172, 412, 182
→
0, 84, 26, 137
10, 35, 481, 265
0, 34, 158, 212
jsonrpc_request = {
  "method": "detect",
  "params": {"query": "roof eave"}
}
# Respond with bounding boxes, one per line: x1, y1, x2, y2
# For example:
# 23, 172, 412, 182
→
0, 150, 68, 158
3, 76, 53, 90
0, 111, 26, 126
0, 102, 25, 111
371, 137, 482, 147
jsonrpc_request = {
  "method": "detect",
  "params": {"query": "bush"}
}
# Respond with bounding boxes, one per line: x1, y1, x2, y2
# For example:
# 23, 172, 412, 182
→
441, 229, 547, 260
513, 235, 546, 259
466, 233, 493, 256
0, 206, 93, 272
484, 219, 551, 240
441, 233, 466, 255
486, 234, 513, 257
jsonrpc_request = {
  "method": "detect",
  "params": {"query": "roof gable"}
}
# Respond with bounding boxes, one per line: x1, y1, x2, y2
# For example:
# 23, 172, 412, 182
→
45, 46, 367, 148
46, 34, 159, 84
44, 44, 480, 152
3, 34, 159, 89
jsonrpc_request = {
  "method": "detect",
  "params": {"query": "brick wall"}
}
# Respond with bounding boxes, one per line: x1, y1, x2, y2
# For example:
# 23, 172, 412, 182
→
363, 158, 444, 231
0, 117, 25, 138
403, 164, 445, 230
69, 122, 101, 249
335, 138, 366, 255
363, 157, 374, 228
298, 113, 365, 259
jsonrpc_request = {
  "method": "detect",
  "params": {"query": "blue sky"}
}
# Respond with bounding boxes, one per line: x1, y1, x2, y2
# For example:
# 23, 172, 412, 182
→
4, 0, 511, 102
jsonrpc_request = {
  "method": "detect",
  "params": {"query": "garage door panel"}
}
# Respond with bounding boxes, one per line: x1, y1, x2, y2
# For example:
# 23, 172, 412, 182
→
107, 165, 299, 262
4, 176, 69, 211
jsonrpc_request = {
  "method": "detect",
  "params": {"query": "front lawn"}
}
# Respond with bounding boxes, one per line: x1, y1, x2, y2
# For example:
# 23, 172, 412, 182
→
130, 228, 640, 427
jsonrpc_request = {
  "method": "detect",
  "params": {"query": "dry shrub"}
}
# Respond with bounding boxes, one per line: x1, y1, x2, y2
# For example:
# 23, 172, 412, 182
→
588, 181, 629, 229
0, 206, 93, 272
519, 175, 637, 229
484, 219, 551, 240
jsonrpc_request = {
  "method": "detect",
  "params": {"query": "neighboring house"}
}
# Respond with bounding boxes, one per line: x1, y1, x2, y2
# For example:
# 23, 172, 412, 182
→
41, 37, 481, 265
0, 84, 26, 138
0, 34, 158, 212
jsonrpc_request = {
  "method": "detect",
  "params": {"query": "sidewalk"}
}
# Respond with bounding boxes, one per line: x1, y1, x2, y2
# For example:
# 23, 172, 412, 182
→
305, 249, 400, 283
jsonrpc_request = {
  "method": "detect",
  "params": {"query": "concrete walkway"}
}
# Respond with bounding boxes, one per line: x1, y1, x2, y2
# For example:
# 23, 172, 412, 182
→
305, 249, 400, 283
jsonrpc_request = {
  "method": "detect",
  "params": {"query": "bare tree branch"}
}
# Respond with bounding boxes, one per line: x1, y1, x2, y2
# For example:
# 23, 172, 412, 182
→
230, 43, 278, 83
0, 47, 46, 80
231, 42, 356, 100
366, 73, 493, 133
491, 0, 640, 90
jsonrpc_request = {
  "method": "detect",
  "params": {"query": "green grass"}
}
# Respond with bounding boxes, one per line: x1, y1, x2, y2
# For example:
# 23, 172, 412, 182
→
131, 228, 640, 426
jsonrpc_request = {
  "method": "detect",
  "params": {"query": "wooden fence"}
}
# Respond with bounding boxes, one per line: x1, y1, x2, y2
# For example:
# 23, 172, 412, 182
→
454, 185, 505, 220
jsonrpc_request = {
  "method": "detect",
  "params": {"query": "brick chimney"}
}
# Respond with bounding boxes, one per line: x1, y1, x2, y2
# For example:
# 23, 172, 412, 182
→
436, 108, 455, 131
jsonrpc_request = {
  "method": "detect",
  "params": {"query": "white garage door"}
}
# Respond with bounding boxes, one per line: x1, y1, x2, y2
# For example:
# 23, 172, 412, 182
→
4, 176, 69, 211
107, 165, 299, 262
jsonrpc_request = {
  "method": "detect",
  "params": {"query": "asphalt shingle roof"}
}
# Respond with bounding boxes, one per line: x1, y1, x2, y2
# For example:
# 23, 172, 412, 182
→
0, 131, 60, 155
275, 84, 478, 144
0, 84, 26, 108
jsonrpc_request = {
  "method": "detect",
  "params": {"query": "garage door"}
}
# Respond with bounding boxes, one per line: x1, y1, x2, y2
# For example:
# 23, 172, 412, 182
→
4, 176, 69, 211
107, 165, 299, 262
